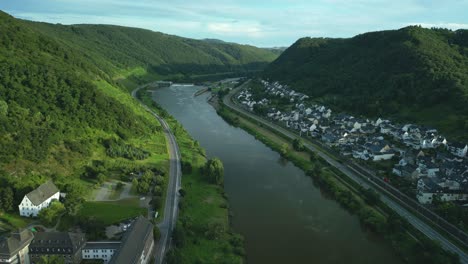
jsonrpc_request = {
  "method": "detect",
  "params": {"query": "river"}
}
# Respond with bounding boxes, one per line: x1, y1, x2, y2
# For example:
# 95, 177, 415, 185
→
152, 85, 402, 264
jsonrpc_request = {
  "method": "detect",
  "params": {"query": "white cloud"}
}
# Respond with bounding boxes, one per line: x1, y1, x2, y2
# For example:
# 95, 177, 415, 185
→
207, 22, 264, 38
410, 22, 468, 30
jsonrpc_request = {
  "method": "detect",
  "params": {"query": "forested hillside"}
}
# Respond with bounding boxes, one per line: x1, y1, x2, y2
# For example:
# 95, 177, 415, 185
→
263, 26, 468, 140
27, 20, 278, 83
0, 9, 278, 171
0, 10, 277, 204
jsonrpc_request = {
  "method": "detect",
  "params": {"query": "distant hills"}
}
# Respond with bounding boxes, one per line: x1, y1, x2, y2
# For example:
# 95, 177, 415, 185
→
263, 26, 468, 140
27, 20, 279, 82
0, 10, 279, 174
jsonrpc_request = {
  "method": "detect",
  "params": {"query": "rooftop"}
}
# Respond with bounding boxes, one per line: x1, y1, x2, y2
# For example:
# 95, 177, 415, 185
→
109, 216, 153, 264
0, 229, 34, 257
26, 181, 59, 206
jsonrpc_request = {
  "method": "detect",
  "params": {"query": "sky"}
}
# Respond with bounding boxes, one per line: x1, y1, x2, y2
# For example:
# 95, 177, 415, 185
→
2, 0, 468, 47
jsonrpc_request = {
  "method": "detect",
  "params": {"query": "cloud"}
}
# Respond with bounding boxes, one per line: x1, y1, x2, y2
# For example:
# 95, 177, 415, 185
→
207, 22, 264, 38
410, 22, 468, 30
2, 0, 468, 47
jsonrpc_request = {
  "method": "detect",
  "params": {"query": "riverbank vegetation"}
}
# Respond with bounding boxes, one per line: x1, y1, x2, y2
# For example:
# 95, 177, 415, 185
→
138, 89, 244, 264
216, 101, 460, 264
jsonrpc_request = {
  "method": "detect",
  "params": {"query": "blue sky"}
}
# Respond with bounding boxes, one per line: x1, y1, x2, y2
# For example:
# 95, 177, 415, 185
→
2, 0, 468, 47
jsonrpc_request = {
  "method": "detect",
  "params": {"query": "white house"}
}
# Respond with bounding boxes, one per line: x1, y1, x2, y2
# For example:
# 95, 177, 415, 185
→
19, 181, 60, 217
82, 242, 121, 264
447, 143, 468, 158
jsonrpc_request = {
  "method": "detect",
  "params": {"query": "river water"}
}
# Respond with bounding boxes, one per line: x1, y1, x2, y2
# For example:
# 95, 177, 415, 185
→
152, 85, 402, 264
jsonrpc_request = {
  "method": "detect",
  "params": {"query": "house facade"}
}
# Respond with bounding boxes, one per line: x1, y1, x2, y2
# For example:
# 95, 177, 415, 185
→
19, 181, 60, 217
0, 229, 34, 264
82, 242, 121, 264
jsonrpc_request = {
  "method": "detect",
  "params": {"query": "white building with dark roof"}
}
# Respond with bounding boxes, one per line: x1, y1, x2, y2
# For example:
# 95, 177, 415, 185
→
18, 181, 60, 217
82, 241, 121, 264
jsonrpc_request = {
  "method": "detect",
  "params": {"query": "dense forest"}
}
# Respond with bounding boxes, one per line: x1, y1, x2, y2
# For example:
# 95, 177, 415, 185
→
263, 26, 468, 140
0, 10, 278, 207
26, 19, 279, 82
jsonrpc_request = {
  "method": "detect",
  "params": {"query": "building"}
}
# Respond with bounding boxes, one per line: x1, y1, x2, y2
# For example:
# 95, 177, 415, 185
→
19, 181, 60, 217
447, 143, 468, 158
109, 216, 154, 264
0, 229, 34, 264
29, 232, 85, 264
82, 242, 121, 264
417, 178, 468, 204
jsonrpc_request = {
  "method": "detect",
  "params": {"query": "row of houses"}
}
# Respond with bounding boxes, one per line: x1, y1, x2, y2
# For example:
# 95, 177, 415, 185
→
238, 80, 468, 205
0, 216, 154, 264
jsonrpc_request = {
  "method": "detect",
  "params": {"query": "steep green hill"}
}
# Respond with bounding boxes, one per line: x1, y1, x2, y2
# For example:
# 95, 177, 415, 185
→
263, 26, 468, 140
0, 10, 278, 175
0, 10, 255, 261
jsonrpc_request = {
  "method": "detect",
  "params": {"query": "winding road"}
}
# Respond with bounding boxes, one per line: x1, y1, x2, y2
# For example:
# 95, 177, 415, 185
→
132, 85, 182, 264
223, 82, 468, 264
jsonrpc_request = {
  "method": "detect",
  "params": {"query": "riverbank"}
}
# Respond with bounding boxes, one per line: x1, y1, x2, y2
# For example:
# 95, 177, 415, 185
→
214, 95, 460, 264
138, 88, 244, 263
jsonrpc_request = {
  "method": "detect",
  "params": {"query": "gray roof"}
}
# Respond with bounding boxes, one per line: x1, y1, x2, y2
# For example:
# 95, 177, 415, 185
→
84, 241, 121, 250
0, 229, 34, 257
109, 216, 153, 264
26, 181, 59, 206
30, 232, 85, 255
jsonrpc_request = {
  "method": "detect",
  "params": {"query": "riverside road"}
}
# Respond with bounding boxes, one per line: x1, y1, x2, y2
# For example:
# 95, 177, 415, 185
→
132, 85, 182, 264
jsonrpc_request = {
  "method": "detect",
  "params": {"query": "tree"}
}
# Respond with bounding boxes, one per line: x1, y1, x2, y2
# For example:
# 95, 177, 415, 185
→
280, 143, 289, 156
0, 100, 7, 116
204, 158, 224, 185
137, 181, 150, 194
131, 178, 139, 193
309, 151, 318, 162
155, 175, 165, 185
1, 187, 14, 212
292, 138, 305, 151
38, 255, 65, 264
153, 226, 161, 240
153, 186, 162, 196
38, 201, 65, 226
97, 173, 106, 184
178, 189, 186, 197
152, 196, 162, 210
64, 190, 83, 216
172, 224, 186, 247
363, 188, 380, 206
115, 181, 124, 191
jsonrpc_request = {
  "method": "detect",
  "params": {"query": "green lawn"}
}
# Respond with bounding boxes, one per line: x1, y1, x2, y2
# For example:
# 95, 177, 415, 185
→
78, 199, 146, 225
0, 213, 31, 230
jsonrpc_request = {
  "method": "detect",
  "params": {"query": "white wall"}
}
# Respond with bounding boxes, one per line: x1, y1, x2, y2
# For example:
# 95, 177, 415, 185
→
82, 248, 117, 264
19, 192, 60, 217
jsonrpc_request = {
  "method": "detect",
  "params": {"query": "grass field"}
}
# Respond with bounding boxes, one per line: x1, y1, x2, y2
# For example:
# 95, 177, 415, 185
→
78, 198, 146, 225
0, 213, 31, 230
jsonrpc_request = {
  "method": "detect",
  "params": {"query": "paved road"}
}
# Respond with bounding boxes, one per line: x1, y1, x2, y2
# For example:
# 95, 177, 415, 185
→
132, 85, 182, 264
223, 83, 468, 264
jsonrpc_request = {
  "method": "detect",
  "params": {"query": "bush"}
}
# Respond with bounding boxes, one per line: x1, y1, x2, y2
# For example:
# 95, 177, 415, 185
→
153, 226, 161, 240
38, 201, 65, 227
153, 186, 162, 196
152, 196, 162, 210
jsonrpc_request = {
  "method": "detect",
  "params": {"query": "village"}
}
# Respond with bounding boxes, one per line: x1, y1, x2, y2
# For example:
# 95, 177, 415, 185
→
236, 80, 468, 205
